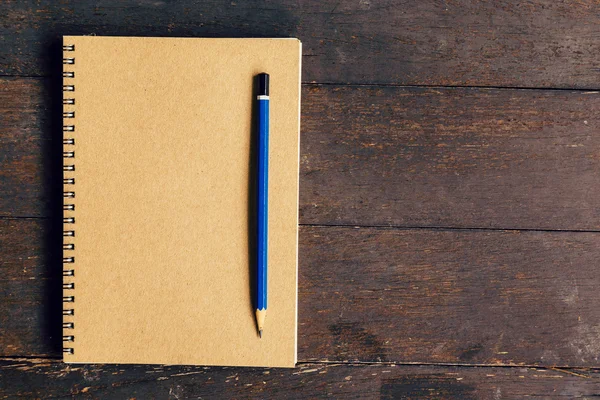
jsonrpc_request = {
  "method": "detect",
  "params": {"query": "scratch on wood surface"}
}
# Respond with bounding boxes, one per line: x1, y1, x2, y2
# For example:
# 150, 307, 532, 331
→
551, 367, 591, 379
170, 371, 205, 377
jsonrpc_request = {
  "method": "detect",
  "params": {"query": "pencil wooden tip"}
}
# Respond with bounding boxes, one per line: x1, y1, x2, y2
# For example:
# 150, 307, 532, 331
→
255, 309, 266, 338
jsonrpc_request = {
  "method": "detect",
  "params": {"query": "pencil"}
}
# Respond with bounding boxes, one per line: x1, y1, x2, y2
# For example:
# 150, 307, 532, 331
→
256, 73, 270, 338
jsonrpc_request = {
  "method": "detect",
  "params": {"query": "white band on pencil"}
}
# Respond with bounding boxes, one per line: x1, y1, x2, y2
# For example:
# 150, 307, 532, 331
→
257, 95, 269, 100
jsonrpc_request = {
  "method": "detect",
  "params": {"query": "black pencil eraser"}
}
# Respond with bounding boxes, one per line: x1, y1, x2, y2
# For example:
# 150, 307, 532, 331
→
258, 73, 269, 96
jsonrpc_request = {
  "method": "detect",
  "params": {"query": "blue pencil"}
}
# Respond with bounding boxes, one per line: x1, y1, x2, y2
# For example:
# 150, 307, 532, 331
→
256, 73, 269, 338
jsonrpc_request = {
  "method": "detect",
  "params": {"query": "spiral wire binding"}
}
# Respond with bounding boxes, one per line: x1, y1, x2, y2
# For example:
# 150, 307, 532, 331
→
63, 43, 76, 355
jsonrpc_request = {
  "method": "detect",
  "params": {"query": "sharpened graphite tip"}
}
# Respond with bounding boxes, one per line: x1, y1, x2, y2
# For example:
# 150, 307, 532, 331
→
259, 329, 263, 339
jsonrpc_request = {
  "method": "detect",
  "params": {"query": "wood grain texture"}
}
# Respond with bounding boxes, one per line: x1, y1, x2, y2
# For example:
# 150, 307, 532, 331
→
299, 226, 600, 366
1, 1, 599, 88
3, 77, 600, 231
0, 219, 62, 358
1, 359, 600, 399
5, 219, 600, 367
0, 78, 54, 218
300, 85, 600, 230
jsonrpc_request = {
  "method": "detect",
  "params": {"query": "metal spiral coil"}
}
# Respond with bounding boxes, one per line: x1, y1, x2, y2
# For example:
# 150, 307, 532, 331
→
63, 43, 75, 355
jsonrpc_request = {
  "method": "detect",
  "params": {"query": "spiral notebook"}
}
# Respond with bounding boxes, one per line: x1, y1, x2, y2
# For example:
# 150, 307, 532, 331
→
62, 36, 301, 367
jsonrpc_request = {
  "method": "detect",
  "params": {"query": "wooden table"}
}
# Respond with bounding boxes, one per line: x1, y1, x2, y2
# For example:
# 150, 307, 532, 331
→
2, 1, 600, 398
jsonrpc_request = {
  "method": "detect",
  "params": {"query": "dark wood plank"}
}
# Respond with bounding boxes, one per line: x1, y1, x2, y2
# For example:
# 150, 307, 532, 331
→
1, 359, 599, 399
3, 77, 600, 230
0, 219, 62, 357
1, 1, 600, 88
300, 85, 600, 230
299, 226, 600, 366
5, 219, 600, 367
0, 78, 56, 218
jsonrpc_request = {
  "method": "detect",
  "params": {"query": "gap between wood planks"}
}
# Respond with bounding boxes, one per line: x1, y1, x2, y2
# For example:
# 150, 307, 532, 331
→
306, 82, 600, 93
0, 356, 597, 379
3, 215, 600, 234
1, 74, 599, 93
